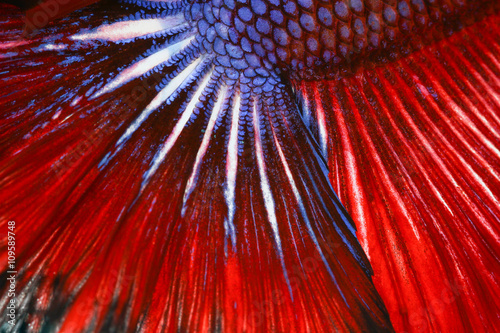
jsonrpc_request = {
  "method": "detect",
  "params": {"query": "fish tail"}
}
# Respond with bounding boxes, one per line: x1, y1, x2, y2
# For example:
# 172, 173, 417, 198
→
0, 3, 393, 332
296, 13, 500, 332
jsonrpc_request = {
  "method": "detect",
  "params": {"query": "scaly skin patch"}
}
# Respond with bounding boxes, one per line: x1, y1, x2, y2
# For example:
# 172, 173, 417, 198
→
188, 0, 493, 80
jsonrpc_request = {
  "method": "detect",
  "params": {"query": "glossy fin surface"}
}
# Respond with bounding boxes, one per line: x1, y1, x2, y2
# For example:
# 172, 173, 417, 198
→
296, 14, 500, 332
0, 3, 392, 332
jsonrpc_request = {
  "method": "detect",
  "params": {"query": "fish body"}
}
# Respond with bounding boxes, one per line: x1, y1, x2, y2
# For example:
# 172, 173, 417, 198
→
188, 0, 493, 79
0, 0, 499, 332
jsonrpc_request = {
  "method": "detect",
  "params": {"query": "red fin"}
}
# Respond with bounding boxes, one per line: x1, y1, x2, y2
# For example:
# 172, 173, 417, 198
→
23, 0, 100, 36
296, 13, 500, 333
0, 3, 392, 332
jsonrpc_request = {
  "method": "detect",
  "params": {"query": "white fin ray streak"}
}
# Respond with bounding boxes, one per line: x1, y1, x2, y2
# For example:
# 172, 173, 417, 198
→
71, 14, 188, 42
183, 84, 228, 209
223, 92, 241, 247
116, 55, 206, 147
270, 124, 350, 305
142, 66, 215, 188
92, 35, 196, 99
252, 101, 293, 298
98, 56, 208, 169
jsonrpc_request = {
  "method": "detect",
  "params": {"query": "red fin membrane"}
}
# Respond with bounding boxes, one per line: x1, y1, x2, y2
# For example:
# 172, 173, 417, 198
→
296, 14, 500, 333
0, 3, 392, 332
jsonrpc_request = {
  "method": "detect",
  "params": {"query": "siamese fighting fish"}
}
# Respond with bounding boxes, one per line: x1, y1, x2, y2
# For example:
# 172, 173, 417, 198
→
0, 0, 499, 332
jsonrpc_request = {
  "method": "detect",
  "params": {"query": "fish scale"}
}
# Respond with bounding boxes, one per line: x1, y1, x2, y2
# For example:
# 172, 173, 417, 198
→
188, 0, 484, 80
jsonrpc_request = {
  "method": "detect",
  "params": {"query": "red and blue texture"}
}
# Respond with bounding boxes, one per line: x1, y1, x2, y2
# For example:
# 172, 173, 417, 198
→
0, 0, 499, 332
